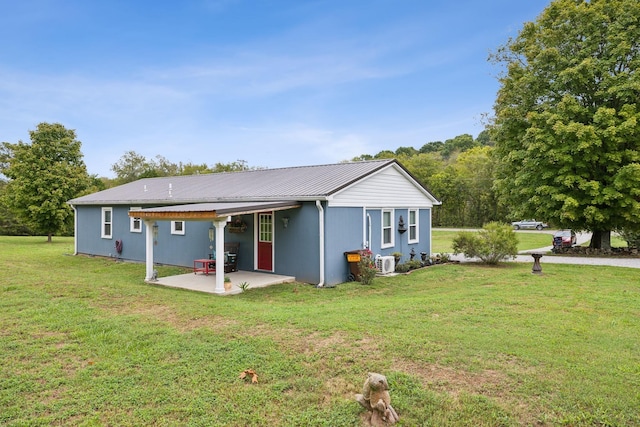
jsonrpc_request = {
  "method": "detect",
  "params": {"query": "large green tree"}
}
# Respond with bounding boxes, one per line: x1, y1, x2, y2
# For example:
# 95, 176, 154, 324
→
1, 123, 90, 241
491, 0, 640, 249
0, 179, 32, 235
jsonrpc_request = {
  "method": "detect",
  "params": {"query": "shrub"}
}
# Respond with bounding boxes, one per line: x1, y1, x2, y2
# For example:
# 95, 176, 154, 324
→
395, 259, 425, 273
452, 222, 519, 264
394, 263, 411, 273
358, 255, 377, 285
617, 228, 640, 249
430, 253, 451, 264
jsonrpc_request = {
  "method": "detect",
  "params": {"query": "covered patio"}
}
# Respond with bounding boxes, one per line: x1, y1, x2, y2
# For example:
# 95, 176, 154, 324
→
129, 200, 300, 294
150, 270, 296, 295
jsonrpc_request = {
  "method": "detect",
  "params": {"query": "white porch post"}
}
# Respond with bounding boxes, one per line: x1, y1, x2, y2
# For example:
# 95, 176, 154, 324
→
213, 217, 230, 294
144, 220, 155, 281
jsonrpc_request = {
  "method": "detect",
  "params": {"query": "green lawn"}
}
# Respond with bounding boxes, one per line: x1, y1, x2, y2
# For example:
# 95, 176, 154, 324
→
432, 229, 628, 254
1, 236, 639, 426
432, 229, 554, 254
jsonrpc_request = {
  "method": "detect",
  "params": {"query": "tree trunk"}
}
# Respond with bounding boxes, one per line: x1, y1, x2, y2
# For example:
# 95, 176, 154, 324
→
47, 233, 52, 243
589, 230, 611, 251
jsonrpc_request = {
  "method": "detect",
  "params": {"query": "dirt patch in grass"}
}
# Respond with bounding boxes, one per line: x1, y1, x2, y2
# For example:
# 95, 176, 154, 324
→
393, 359, 508, 397
295, 331, 381, 355
392, 358, 546, 425
97, 302, 240, 332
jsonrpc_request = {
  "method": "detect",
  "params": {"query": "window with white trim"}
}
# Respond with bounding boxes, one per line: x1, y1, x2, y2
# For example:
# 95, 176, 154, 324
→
382, 209, 394, 248
130, 207, 142, 233
101, 207, 112, 239
408, 209, 419, 243
171, 220, 185, 235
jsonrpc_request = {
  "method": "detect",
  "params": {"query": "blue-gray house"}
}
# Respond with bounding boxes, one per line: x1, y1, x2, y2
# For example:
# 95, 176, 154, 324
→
68, 159, 440, 292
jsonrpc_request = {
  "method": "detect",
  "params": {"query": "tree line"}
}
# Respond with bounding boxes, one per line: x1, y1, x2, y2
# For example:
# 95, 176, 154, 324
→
0, 127, 500, 237
0, 127, 260, 237
351, 132, 504, 227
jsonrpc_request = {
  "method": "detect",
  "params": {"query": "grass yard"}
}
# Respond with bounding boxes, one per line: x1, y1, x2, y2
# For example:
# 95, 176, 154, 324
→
432, 229, 629, 254
1, 236, 639, 426
432, 229, 554, 254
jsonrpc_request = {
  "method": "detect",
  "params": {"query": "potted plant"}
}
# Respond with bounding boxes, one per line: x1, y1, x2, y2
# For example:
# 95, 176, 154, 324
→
391, 252, 403, 266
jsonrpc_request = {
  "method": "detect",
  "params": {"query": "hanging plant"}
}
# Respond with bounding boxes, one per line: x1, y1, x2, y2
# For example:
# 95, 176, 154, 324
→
228, 216, 247, 233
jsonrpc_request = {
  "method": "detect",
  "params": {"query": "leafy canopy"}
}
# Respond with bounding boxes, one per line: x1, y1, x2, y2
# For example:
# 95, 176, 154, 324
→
1, 123, 90, 241
491, 0, 640, 244
110, 151, 254, 184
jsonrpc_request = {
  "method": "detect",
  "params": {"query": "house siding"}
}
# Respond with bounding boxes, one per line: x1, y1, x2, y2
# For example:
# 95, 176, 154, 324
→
153, 221, 211, 267
324, 206, 366, 285
70, 160, 439, 288
76, 205, 254, 269
75, 202, 432, 286
77, 205, 152, 259
329, 165, 435, 208
273, 202, 320, 284
366, 208, 432, 264
227, 216, 255, 272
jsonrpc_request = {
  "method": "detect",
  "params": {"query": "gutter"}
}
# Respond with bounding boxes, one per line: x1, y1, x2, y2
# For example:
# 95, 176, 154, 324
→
316, 200, 325, 288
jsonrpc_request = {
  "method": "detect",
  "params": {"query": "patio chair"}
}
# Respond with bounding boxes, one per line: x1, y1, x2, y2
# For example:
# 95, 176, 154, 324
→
208, 242, 239, 273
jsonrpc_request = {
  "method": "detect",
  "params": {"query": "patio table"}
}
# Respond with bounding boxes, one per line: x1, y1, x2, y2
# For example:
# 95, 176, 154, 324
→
193, 258, 214, 275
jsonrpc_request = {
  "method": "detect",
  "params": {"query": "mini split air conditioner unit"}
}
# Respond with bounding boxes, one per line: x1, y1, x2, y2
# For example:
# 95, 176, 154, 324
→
376, 256, 396, 274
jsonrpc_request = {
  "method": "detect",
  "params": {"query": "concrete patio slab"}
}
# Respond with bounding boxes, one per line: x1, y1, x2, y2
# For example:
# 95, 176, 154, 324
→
148, 270, 296, 295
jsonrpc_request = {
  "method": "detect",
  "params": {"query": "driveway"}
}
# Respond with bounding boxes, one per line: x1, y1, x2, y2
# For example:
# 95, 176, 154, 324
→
518, 231, 592, 254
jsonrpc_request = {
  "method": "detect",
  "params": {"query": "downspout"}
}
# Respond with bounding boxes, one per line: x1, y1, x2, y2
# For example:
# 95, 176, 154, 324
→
71, 205, 78, 255
367, 213, 372, 250
316, 200, 325, 288
428, 208, 432, 255
362, 207, 367, 248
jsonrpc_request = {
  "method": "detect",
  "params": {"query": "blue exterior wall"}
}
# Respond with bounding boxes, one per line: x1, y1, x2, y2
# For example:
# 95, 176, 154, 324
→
76, 205, 152, 259
419, 209, 432, 256
273, 203, 321, 284
75, 205, 251, 268
74, 203, 432, 287
365, 208, 432, 264
226, 215, 255, 272
152, 220, 215, 267
324, 206, 367, 285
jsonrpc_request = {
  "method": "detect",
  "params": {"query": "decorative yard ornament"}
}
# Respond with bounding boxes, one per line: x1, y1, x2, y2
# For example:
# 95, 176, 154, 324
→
531, 253, 543, 274
355, 372, 399, 426
397, 216, 407, 234
115, 239, 123, 255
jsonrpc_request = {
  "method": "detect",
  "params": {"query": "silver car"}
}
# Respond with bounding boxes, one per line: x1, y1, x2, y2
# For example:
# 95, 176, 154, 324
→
511, 219, 549, 230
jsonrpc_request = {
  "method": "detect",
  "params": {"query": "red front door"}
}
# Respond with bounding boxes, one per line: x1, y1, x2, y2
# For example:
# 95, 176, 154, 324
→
257, 212, 273, 271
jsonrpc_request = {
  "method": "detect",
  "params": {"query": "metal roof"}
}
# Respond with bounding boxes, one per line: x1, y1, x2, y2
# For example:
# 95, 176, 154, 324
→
69, 159, 401, 205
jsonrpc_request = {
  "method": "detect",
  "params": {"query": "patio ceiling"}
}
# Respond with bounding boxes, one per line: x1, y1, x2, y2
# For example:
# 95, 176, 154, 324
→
128, 201, 301, 221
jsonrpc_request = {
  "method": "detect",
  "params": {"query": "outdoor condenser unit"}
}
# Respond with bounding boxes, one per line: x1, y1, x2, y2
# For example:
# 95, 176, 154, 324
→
376, 256, 395, 274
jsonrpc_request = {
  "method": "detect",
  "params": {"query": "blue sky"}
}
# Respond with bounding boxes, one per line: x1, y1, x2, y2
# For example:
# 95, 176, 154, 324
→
0, 0, 551, 178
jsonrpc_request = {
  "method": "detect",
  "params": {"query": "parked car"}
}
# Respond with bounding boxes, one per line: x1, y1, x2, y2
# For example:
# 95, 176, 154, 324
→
552, 230, 577, 253
511, 219, 549, 230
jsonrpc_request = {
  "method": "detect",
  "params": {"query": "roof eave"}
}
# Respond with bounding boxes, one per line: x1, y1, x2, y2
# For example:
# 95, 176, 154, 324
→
70, 195, 331, 206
